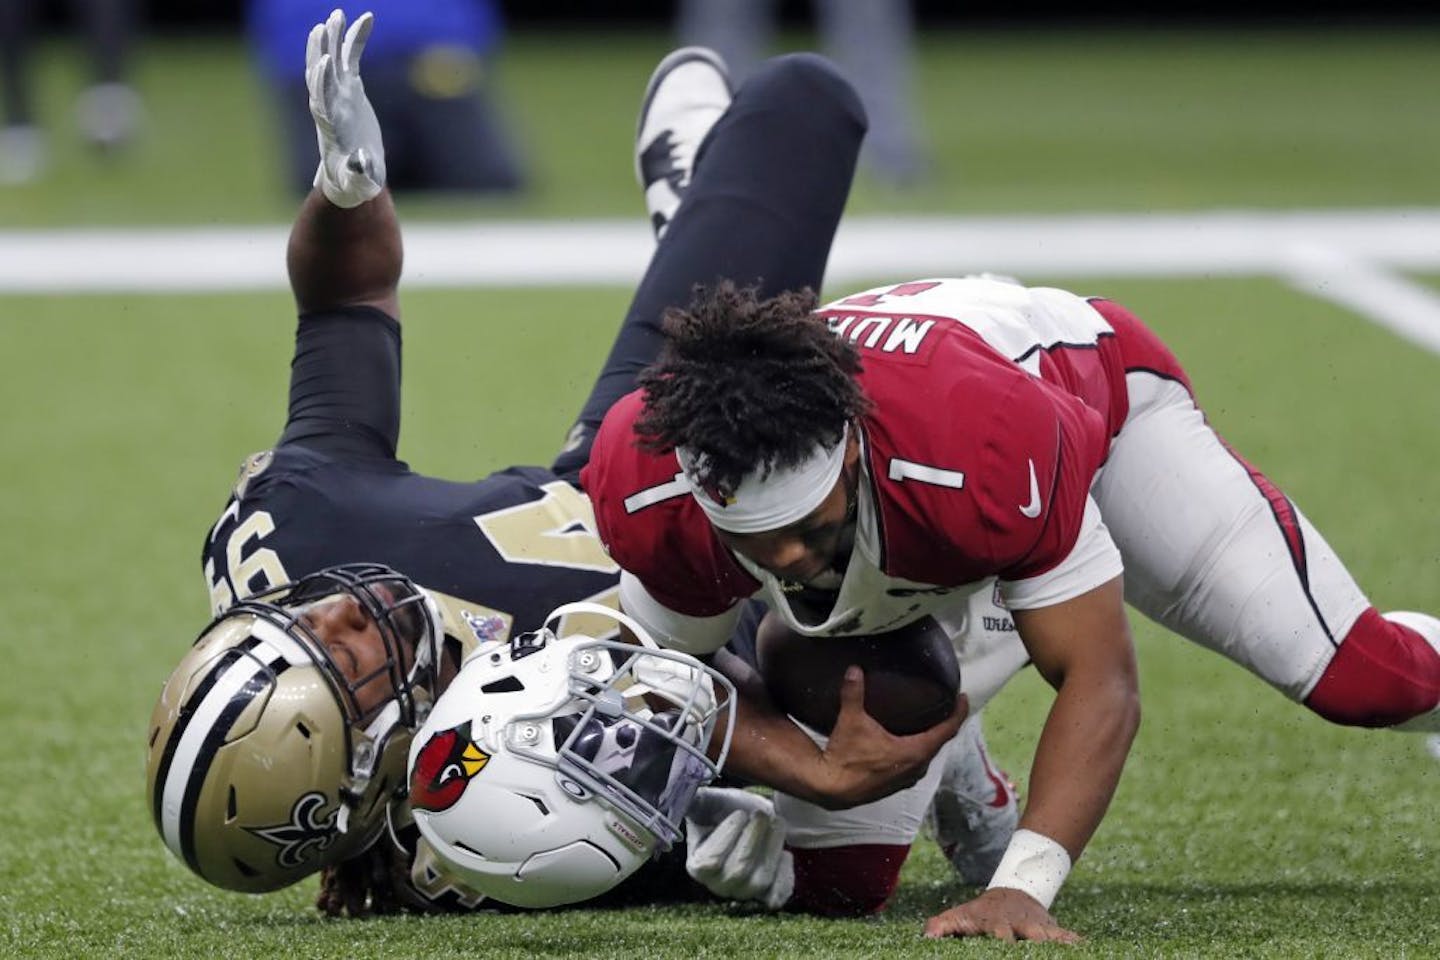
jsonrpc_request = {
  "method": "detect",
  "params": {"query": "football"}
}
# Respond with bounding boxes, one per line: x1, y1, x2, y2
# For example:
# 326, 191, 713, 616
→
754, 612, 961, 736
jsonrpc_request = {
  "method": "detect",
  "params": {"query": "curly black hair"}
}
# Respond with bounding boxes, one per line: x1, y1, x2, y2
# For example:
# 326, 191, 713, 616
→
635, 280, 870, 495
314, 841, 415, 918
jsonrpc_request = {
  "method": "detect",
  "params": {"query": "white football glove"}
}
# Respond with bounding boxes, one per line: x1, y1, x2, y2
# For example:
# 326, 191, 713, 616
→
306, 9, 386, 208
685, 787, 794, 910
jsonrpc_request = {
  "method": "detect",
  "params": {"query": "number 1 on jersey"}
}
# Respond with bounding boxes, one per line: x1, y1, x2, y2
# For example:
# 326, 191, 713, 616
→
888, 457, 965, 489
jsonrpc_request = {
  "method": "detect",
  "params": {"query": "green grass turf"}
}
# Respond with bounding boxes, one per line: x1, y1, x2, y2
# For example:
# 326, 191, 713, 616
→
5, 22, 1440, 959
2, 274, 1438, 957
5, 27, 1440, 227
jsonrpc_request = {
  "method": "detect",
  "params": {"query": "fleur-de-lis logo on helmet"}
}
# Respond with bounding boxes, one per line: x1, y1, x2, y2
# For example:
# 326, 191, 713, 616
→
244, 791, 338, 869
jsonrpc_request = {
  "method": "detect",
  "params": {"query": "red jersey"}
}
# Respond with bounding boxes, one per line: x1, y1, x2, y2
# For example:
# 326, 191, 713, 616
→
582, 278, 1172, 647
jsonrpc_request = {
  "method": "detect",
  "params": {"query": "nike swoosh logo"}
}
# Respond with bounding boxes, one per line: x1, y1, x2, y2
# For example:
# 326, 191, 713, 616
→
1018, 459, 1042, 518
978, 745, 1014, 809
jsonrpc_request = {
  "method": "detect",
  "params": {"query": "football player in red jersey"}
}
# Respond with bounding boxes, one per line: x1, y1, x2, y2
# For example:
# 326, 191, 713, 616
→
582, 272, 1440, 938
151, 9, 1021, 920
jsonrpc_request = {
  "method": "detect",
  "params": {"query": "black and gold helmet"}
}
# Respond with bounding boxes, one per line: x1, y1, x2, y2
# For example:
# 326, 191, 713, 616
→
145, 563, 441, 893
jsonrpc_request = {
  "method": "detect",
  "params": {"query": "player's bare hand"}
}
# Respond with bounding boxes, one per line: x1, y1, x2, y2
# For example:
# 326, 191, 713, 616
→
812, 666, 967, 809
923, 888, 1081, 944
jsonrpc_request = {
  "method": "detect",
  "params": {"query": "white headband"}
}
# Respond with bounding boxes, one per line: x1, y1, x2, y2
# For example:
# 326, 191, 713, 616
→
676, 424, 849, 534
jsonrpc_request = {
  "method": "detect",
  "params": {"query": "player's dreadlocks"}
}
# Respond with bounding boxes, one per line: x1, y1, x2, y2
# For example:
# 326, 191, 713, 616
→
315, 840, 424, 918
315, 834, 464, 918
635, 281, 870, 495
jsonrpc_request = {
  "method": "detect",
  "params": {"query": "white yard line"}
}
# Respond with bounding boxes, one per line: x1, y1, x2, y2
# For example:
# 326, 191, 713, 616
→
3, 209, 1440, 353
1280, 244, 1440, 356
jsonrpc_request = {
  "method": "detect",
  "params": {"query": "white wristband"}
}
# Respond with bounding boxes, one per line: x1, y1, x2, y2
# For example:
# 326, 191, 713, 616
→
985, 828, 1072, 909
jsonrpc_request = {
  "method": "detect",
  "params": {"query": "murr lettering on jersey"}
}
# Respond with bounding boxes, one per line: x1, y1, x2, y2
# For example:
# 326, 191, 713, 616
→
826, 314, 937, 354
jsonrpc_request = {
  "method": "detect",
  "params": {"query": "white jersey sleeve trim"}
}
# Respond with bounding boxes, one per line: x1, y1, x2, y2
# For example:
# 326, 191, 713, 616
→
618, 569, 739, 656
999, 496, 1123, 610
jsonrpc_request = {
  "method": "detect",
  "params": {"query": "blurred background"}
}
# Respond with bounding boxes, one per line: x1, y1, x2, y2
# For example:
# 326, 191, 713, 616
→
5, 1, 1440, 227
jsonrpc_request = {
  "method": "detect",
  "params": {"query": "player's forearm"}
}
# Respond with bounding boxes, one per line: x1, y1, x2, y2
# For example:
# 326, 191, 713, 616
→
1020, 664, 1139, 861
706, 655, 864, 807
286, 187, 402, 317
710, 685, 832, 804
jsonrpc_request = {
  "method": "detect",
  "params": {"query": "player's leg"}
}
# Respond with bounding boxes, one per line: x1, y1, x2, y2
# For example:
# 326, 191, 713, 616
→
0, 0, 42, 184
925, 710, 1019, 886
814, 0, 927, 186
550, 50, 866, 479
71, 0, 143, 152
774, 735, 944, 916
72, 0, 132, 85
0, 0, 32, 127
675, 0, 774, 82
773, 712, 1016, 915
1090, 299, 1440, 729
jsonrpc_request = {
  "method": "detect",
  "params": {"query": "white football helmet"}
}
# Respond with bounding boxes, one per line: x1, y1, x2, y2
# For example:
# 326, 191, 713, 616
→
407, 602, 735, 908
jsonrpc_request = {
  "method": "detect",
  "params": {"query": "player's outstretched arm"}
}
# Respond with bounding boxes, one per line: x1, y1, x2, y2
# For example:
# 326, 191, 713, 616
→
924, 575, 1139, 944
286, 10, 400, 318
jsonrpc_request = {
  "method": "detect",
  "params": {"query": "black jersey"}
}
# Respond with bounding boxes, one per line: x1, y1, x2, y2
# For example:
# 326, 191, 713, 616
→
191, 71, 858, 908
194, 308, 658, 913
202, 446, 619, 645
200, 307, 622, 647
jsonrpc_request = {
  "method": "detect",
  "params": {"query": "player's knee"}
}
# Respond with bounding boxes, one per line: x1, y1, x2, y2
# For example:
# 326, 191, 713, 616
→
748, 54, 867, 134
787, 844, 909, 917
1304, 608, 1440, 726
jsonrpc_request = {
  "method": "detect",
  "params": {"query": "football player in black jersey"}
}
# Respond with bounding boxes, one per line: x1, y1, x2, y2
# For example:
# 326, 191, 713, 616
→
147, 10, 1014, 919
147, 9, 878, 914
